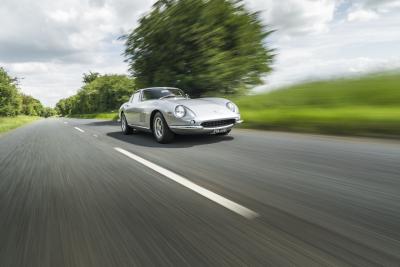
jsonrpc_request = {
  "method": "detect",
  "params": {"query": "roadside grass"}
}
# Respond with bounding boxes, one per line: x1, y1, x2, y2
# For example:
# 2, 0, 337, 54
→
68, 112, 118, 120
235, 72, 400, 137
0, 116, 41, 134
239, 107, 400, 137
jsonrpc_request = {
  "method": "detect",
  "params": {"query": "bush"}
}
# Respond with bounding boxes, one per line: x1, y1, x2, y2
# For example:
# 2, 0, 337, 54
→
0, 67, 22, 116
56, 74, 136, 116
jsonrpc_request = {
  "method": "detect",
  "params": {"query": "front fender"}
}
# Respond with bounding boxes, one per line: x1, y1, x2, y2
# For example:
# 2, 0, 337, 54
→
118, 103, 128, 121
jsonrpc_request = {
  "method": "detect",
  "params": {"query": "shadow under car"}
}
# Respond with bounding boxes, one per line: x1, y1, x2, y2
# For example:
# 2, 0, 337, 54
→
106, 131, 234, 148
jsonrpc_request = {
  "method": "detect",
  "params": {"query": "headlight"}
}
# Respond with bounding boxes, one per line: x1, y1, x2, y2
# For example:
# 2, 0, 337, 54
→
174, 105, 186, 118
226, 102, 238, 113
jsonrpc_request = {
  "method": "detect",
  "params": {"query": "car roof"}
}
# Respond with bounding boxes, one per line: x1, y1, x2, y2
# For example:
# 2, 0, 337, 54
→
140, 87, 180, 91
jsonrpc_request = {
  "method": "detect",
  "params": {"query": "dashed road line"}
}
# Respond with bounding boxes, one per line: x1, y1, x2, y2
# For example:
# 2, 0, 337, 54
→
74, 127, 85, 133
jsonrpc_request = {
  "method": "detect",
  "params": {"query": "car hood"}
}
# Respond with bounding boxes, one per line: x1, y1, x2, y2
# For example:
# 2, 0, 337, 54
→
165, 98, 235, 118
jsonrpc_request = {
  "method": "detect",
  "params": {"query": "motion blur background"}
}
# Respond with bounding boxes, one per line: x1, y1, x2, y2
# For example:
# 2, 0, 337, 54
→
1, 1, 400, 266
1, 0, 399, 137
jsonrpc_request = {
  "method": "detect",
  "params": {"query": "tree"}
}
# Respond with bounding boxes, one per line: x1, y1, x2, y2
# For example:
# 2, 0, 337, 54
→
123, 0, 274, 97
56, 74, 136, 115
83, 71, 100, 84
21, 94, 44, 116
1, 67, 53, 117
0, 67, 22, 116
41, 107, 57, 118
55, 98, 67, 116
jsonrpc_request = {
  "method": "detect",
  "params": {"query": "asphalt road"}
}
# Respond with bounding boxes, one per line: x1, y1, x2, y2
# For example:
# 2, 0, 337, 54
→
0, 118, 399, 266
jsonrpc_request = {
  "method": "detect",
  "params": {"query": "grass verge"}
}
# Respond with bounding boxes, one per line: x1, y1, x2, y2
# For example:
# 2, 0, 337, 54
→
239, 107, 400, 137
68, 112, 118, 120
235, 72, 400, 138
0, 116, 41, 134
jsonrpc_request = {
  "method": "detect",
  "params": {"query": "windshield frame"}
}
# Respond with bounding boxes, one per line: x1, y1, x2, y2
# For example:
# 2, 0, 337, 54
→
141, 88, 186, 101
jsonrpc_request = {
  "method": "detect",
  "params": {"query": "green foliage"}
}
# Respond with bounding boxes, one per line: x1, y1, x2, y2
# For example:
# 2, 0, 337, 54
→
0, 116, 41, 133
41, 107, 57, 118
0, 67, 22, 116
236, 72, 400, 109
240, 107, 400, 136
235, 72, 400, 137
56, 74, 135, 116
83, 71, 100, 84
123, 0, 274, 97
21, 94, 44, 116
68, 112, 118, 120
0, 67, 55, 118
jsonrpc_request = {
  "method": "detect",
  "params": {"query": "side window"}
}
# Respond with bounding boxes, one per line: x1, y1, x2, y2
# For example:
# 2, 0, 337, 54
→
131, 92, 140, 103
142, 90, 149, 101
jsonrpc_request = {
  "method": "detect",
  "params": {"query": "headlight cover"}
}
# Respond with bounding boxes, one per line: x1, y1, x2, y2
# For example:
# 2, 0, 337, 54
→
174, 105, 186, 118
226, 102, 238, 113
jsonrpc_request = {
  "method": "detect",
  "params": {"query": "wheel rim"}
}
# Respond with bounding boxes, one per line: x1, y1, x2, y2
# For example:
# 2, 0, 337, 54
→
154, 117, 163, 139
121, 115, 126, 131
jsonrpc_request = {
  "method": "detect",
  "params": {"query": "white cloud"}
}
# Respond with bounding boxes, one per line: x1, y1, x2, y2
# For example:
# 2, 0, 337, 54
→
47, 9, 79, 23
253, 0, 400, 92
0, 0, 154, 106
246, 0, 336, 36
346, 0, 400, 21
347, 9, 379, 21
0, 0, 399, 106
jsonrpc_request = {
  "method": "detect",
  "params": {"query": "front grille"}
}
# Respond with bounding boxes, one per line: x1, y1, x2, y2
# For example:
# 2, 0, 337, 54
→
201, 119, 235, 128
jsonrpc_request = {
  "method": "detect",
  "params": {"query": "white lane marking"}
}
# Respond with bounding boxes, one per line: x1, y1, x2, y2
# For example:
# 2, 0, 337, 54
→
74, 127, 85, 133
93, 134, 98, 138
64, 122, 68, 124
114, 147, 259, 219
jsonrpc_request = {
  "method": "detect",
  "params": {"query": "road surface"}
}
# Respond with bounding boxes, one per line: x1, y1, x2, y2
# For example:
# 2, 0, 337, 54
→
0, 118, 399, 266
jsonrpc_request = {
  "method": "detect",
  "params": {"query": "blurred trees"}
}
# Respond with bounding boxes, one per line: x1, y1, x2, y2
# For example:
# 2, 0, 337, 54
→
41, 107, 57, 118
1, 67, 54, 117
123, 0, 274, 97
0, 67, 22, 116
56, 74, 135, 116
21, 94, 44, 116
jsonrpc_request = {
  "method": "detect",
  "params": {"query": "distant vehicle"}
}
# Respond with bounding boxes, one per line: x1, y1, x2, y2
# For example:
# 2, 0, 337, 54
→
119, 87, 242, 143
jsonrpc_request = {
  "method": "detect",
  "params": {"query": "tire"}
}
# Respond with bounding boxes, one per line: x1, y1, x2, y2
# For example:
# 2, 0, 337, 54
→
153, 112, 175, 143
216, 129, 231, 136
121, 113, 133, 135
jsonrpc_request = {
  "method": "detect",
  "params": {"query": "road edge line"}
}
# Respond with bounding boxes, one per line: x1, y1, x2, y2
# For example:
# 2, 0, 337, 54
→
114, 147, 259, 220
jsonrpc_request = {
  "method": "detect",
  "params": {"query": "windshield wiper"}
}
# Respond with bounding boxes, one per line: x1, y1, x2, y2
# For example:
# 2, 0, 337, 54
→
159, 94, 177, 100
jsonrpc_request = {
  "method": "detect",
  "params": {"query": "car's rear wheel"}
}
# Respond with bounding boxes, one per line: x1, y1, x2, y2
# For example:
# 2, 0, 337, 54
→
121, 113, 133, 135
153, 112, 174, 143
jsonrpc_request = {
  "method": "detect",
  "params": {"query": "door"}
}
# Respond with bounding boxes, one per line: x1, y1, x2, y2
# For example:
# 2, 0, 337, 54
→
124, 92, 140, 125
135, 91, 152, 128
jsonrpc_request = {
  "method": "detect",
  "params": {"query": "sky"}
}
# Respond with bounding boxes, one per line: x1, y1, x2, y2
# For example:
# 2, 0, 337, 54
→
1, 0, 399, 107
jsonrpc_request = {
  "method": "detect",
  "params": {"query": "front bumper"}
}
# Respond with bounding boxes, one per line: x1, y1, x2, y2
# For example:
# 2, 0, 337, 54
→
169, 119, 243, 134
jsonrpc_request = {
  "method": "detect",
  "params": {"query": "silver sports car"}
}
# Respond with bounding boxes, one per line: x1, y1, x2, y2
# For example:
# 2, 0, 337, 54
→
119, 87, 242, 143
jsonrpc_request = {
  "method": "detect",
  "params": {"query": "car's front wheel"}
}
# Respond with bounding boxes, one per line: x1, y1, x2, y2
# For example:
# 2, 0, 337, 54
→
153, 112, 174, 143
121, 113, 133, 135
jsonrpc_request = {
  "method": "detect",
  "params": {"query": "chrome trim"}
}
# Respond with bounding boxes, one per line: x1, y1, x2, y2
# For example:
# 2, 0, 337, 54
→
129, 124, 150, 130
203, 124, 234, 130
169, 125, 203, 129
170, 124, 234, 130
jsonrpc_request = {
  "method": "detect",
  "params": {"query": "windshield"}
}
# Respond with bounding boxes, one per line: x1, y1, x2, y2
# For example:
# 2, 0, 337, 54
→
142, 88, 185, 100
